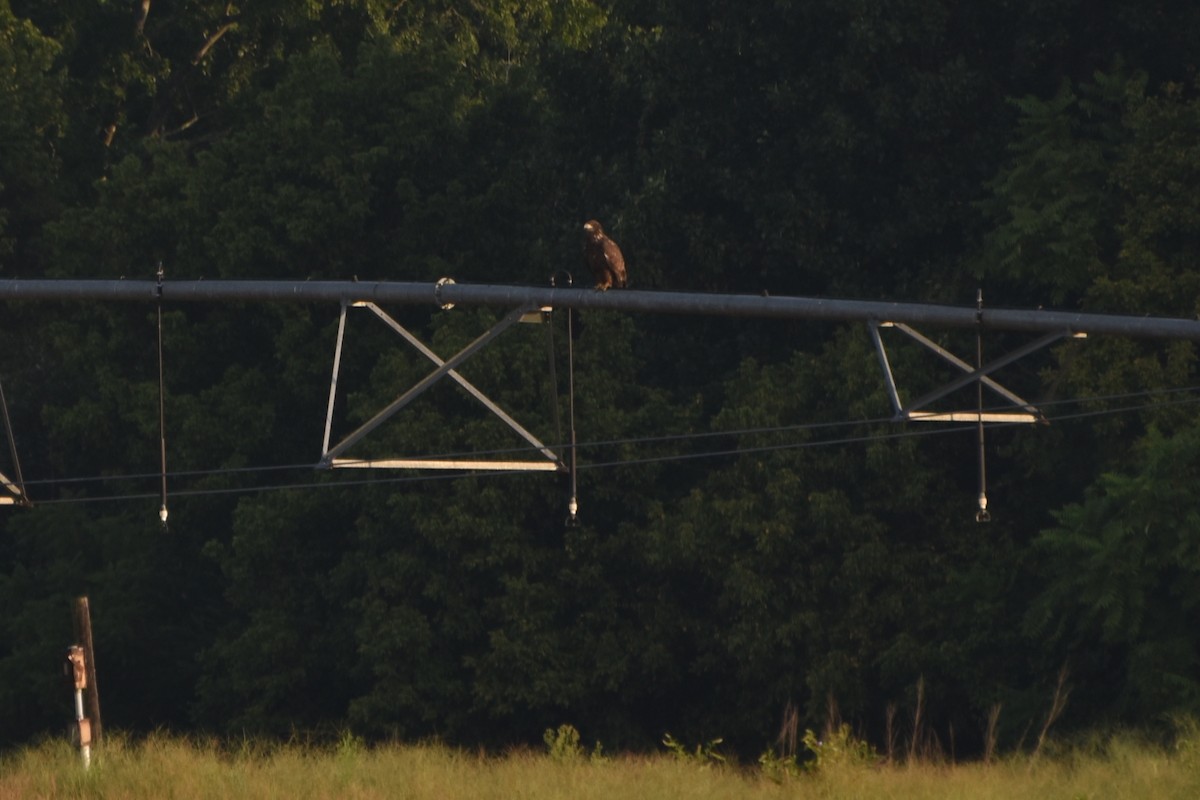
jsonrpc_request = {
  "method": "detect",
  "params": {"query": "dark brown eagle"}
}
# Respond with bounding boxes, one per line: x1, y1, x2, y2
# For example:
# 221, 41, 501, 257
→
582, 220, 627, 291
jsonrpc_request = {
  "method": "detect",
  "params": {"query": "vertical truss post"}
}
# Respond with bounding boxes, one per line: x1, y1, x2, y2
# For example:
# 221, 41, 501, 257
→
868, 321, 903, 416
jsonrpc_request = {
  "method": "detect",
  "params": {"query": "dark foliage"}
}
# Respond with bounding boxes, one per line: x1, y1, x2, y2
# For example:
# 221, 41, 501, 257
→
2, 0, 1200, 756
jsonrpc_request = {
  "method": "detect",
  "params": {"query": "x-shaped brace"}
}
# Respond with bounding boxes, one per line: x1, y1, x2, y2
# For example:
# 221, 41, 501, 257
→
320, 302, 565, 472
868, 321, 1085, 423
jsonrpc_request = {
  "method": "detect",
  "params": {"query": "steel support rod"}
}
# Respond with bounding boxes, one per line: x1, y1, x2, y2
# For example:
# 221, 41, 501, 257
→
3, 279, 1200, 340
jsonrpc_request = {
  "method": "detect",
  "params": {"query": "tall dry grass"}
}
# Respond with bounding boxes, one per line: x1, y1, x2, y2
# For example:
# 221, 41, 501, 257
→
1, 725, 1198, 800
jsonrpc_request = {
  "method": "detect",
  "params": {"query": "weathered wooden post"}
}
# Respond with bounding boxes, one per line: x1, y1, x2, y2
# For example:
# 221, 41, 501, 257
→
65, 645, 91, 768
68, 596, 102, 766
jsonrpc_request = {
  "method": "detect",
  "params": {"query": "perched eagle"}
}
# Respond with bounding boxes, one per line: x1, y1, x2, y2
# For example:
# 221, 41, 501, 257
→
582, 220, 627, 291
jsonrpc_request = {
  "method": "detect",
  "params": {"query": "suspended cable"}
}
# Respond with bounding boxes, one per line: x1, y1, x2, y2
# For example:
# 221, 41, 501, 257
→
33, 469, 475, 507
11, 413, 902, 488
26, 387, 1200, 511
1044, 392, 1200, 423
32, 424, 978, 507
1035, 383, 1200, 410
13, 384, 1200, 497
21, 461, 322, 487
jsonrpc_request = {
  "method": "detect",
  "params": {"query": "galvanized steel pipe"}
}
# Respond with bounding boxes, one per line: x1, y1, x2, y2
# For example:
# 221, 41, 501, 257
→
1, 279, 1198, 340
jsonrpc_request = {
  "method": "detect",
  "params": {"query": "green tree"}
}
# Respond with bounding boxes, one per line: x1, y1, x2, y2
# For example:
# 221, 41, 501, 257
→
975, 70, 1139, 306
0, 0, 64, 271
975, 68, 1200, 452
0, 502, 223, 745
8, 0, 1200, 755
193, 489, 361, 733
1027, 425, 1200, 720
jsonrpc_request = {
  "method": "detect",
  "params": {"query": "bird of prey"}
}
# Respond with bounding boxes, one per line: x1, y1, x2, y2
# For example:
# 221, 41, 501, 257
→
582, 220, 627, 291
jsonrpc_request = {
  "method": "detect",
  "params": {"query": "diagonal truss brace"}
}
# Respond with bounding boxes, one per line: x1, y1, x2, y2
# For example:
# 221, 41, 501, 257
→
319, 302, 565, 472
869, 321, 1086, 424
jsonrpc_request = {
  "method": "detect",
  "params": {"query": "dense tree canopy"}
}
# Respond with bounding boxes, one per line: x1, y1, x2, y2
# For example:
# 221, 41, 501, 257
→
2, 0, 1200, 757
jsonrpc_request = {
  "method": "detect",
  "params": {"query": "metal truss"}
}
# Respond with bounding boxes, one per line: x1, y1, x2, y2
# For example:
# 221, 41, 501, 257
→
868, 321, 1087, 425
0, 471, 25, 505
4, 276, 1199, 492
319, 301, 565, 473
0, 379, 27, 505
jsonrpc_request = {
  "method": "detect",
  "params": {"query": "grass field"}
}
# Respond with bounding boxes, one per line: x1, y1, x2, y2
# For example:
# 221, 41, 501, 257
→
2, 727, 1198, 800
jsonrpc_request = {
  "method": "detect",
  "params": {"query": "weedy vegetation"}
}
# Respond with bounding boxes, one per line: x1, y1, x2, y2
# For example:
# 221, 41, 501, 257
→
2, 719, 1198, 800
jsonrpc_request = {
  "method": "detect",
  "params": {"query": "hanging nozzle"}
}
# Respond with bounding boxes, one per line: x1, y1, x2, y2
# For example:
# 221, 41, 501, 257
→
976, 493, 991, 523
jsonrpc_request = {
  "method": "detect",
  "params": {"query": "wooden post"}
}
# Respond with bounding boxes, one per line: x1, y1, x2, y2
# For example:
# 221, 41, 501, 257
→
65, 645, 90, 767
72, 596, 102, 747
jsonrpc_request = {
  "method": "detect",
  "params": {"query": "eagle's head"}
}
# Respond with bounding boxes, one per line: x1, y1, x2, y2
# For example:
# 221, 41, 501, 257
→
583, 220, 602, 237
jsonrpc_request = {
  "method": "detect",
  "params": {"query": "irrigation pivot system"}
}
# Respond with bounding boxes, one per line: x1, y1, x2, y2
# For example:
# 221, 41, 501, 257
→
1, 277, 1197, 518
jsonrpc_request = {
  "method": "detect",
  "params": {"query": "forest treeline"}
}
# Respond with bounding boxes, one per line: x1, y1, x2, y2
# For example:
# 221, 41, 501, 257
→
2, 0, 1200, 756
